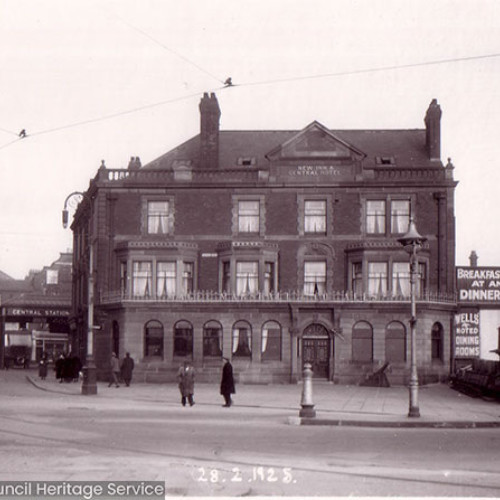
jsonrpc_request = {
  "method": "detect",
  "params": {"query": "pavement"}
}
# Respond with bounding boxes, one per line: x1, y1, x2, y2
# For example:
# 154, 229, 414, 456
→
20, 368, 500, 429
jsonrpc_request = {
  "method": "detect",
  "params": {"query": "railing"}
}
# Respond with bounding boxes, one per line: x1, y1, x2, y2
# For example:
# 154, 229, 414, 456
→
100, 289, 457, 305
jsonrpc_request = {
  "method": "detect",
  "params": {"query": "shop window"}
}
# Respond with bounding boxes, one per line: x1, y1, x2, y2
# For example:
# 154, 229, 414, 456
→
391, 200, 410, 234
174, 320, 193, 358
203, 321, 223, 358
144, 320, 164, 358
385, 321, 406, 362
352, 321, 373, 362
133, 261, 152, 298
368, 262, 388, 297
304, 200, 326, 234
304, 261, 326, 295
261, 321, 282, 361
147, 201, 170, 234
238, 200, 260, 233
232, 321, 252, 358
431, 322, 443, 361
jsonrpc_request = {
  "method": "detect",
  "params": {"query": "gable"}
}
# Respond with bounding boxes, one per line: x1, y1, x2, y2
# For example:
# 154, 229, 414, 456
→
266, 121, 365, 161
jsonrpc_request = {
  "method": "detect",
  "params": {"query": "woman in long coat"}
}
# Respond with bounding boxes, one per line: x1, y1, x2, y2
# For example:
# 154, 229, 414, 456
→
177, 361, 195, 406
220, 358, 235, 407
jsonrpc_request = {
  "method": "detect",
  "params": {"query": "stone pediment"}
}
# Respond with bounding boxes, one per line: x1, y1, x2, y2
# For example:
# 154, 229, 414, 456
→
266, 121, 365, 161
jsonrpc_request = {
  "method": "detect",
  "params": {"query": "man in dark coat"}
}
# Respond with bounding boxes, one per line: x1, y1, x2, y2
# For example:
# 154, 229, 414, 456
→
177, 361, 195, 406
120, 352, 135, 387
220, 357, 235, 407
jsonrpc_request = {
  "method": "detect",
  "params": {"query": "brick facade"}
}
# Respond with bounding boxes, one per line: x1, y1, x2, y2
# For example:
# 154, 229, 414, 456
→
70, 94, 457, 385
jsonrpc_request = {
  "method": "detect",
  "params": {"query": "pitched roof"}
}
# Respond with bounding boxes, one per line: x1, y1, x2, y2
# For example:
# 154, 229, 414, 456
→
145, 125, 430, 170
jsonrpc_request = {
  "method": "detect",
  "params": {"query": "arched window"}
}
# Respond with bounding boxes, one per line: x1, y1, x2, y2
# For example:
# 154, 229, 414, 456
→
352, 321, 373, 362
261, 321, 282, 361
144, 320, 164, 359
203, 320, 223, 358
385, 321, 406, 362
232, 320, 252, 358
431, 322, 444, 361
174, 320, 193, 358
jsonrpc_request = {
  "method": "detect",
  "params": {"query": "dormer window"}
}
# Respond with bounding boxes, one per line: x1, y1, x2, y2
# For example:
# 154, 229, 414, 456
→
238, 157, 256, 167
376, 156, 395, 165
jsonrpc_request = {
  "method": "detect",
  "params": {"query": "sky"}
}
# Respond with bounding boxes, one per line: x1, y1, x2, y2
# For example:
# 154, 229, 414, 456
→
0, 0, 499, 279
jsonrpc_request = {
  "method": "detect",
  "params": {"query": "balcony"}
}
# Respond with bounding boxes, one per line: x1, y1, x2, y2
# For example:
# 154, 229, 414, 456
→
100, 289, 457, 306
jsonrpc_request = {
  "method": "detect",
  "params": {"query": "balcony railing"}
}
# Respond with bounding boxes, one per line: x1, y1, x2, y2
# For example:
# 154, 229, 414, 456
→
100, 289, 457, 305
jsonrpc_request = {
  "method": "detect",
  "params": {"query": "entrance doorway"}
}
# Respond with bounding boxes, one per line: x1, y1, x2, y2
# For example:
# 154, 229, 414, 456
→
302, 324, 331, 379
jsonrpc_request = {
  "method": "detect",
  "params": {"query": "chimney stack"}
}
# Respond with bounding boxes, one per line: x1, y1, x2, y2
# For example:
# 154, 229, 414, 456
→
469, 250, 478, 267
199, 92, 221, 169
424, 99, 442, 161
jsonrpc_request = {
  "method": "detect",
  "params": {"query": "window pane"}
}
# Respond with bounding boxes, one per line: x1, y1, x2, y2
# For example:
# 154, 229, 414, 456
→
261, 324, 281, 361
133, 261, 152, 297
145, 322, 163, 358
174, 323, 193, 357
236, 261, 258, 295
352, 322, 373, 361
222, 261, 231, 293
264, 262, 274, 295
157, 261, 176, 298
392, 262, 410, 297
386, 322, 406, 362
203, 325, 223, 357
352, 262, 363, 295
391, 200, 410, 234
238, 200, 259, 233
148, 201, 169, 234
305, 200, 326, 233
232, 326, 252, 357
304, 261, 326, 295
368, 262, 387, 296
367, 200, 385, 234
183, 262, 193, 294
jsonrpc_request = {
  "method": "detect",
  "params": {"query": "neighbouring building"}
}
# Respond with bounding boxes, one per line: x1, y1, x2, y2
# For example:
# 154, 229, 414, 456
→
455, 251, 500, 370
69, 94, 457, 385
0, 253, 72, 366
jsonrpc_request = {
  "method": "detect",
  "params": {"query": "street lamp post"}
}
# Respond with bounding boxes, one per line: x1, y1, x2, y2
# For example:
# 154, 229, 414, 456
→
62, 191, 97, 395
398, 217, 427, 418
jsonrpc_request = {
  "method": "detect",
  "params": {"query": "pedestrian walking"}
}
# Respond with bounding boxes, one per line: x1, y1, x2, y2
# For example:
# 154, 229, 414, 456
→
55, 353, 65, 383
220, 357, 235, 407
108, 352, 120, 387
38, 353, 48, 380
120, 352, 135, 387
177, 361, 195, 406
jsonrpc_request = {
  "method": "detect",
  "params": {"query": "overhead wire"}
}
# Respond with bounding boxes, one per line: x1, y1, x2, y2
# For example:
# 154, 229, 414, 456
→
0, 51, 499, 152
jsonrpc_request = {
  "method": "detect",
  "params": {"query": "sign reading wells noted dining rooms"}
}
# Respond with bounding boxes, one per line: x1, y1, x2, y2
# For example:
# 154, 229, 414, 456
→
454, 310, 480, 359
456, 266, 500, 304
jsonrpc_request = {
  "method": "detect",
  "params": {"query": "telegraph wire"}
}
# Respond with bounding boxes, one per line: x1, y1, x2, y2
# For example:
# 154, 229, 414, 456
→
237, 52, 500, 88
0, 126, 19, 136
109, 10, 225, 85
1, 51, 499, 150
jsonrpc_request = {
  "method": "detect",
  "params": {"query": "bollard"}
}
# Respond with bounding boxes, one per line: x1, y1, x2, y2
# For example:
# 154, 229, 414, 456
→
299, 363, 316, 418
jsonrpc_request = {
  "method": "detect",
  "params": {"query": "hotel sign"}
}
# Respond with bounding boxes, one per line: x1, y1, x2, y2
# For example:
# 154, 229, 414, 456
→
273, 163, 354, 182
456, 266, 500, 304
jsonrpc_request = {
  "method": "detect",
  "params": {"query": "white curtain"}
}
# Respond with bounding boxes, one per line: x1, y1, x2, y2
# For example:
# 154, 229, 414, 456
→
132, 262, 152, 297
157, 262, 176, 298
236, 262, 258, 295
